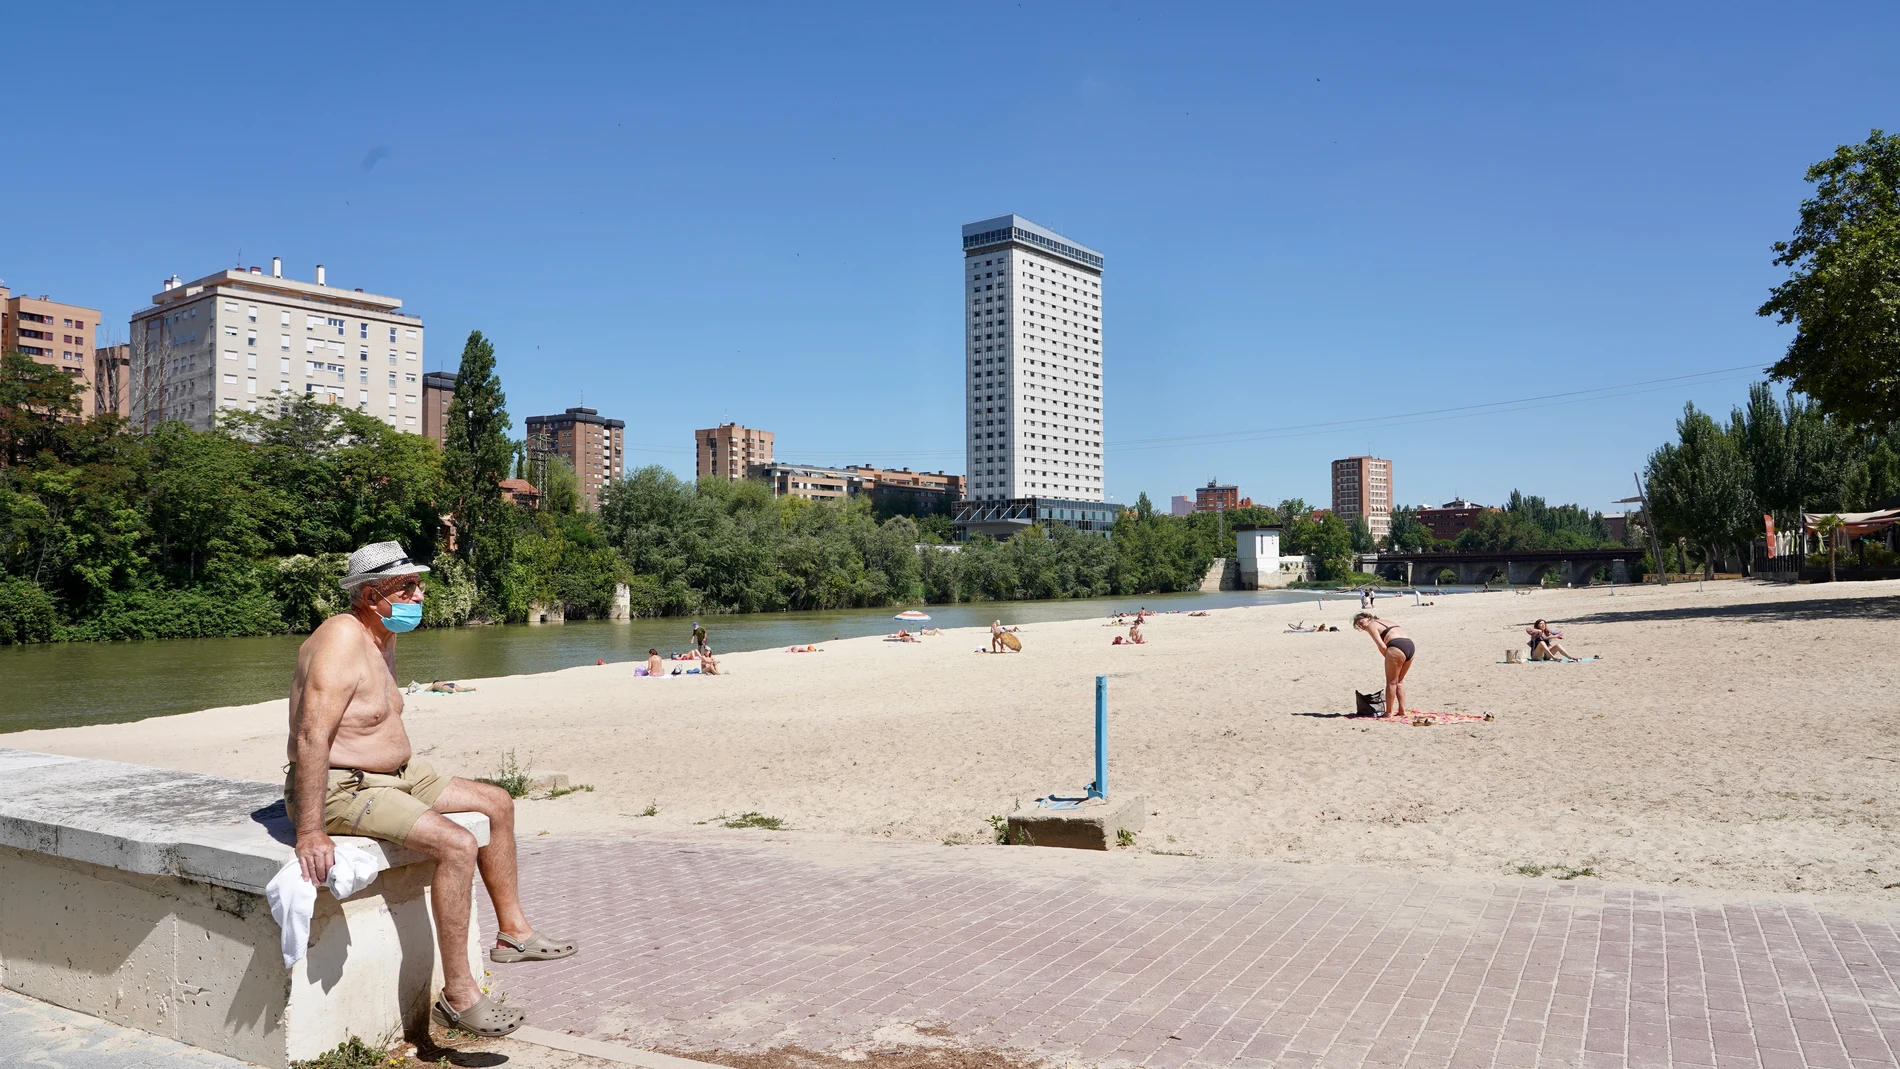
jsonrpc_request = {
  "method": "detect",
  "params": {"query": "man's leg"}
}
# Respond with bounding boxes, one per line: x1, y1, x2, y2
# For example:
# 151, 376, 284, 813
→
401, 811, 483, 1010
431, 778, 532, 946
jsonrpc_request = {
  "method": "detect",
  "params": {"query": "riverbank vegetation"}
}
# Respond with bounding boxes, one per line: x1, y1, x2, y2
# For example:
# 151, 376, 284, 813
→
0, 335, 1362, 644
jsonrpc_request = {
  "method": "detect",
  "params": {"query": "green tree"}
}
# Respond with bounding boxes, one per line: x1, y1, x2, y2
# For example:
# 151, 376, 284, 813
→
0, 351, 85, 467
1348, 514, 1374, 553
1385, 506, 1431, 552
1309, 513, 1354, 579
1760, 130, 1900, 428
441, 332, 516, 618
1646, 404, 1754, 578
538, 454, 583, 515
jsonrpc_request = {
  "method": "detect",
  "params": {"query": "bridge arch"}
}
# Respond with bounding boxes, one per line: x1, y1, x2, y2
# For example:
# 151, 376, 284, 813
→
1466, 564, 1502, 586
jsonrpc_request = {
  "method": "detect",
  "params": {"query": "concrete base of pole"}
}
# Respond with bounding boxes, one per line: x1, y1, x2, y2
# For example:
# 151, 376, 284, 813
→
1006, 794, 1146, 850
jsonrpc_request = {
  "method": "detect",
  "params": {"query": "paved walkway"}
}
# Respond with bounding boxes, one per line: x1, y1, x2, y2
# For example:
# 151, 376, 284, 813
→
0, 988, 254, 1069
485, 832, 1900, 1069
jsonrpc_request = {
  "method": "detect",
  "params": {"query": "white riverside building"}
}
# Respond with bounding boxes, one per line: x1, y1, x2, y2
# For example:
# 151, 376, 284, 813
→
956, 214, 1116, 540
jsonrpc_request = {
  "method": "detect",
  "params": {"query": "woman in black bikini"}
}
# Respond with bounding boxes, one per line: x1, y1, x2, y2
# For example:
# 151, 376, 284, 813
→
1352, 612, 1415, 719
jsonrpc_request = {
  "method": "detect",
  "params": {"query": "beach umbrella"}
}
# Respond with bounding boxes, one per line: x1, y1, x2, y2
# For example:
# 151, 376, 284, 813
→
893, 610, 931, 622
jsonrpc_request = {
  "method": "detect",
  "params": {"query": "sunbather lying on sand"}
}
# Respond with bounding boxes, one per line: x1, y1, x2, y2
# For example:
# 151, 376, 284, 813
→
890, 630, 919, 643
429, 681, 475, 693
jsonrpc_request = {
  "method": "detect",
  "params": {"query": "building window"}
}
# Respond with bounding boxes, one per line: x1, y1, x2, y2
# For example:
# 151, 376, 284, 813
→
360, 323, 368, 339
281, 311, 292, 326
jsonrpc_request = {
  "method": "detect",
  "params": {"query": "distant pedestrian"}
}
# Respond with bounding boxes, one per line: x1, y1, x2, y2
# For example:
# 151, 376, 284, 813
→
692, 621, 707, 654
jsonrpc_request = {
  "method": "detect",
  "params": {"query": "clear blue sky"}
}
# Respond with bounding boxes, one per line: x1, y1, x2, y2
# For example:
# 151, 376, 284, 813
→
10, 2, 1896, 513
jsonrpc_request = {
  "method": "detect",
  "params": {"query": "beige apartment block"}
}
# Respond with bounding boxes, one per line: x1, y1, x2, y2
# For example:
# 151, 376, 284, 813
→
526, 406, 625, 510
93, 343, 132, 419
3, 286, 103, 417
1331, 455, 1395, 541
127, 259, 425, 431
697, 423, 774, 481
750, 461, 856, 502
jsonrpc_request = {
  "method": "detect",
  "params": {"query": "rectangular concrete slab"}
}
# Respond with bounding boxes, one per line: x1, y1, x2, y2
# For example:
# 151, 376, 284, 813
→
1006, 793, 1145, 850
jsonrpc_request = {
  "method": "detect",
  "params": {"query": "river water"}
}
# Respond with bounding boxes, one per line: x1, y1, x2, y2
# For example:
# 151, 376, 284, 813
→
0, 587, 1414, 733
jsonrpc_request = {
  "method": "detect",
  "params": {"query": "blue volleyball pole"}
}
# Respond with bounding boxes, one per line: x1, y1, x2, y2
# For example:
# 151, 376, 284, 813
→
1088, 675, 1107, 800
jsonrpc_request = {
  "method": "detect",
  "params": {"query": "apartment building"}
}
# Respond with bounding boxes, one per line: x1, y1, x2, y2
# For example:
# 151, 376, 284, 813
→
3, 286, 103, 417
749, 462, 855, 502
1330, 455, 1394, 540
1415, 498, 1494, 542
961, 214, 1105, 504
127, 259, 424, 431
525, 406, 625, 510
421, 371, 457, 447
93, 344, 132, 419
1194, 481, 1253, 512
849, 465, 965, 514
744, 463, 966, 511
697, 423, 774, 481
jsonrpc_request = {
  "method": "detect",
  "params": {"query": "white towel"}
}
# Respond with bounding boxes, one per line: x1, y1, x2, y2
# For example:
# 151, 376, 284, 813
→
265, 845, 382, 967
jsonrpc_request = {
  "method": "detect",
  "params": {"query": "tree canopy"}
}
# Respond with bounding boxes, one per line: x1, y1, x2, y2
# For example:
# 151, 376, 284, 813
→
1760, 130, 1900, 428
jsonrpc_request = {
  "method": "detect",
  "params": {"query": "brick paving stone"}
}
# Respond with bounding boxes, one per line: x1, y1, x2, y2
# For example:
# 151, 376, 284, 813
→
477, 831, 1900, 1068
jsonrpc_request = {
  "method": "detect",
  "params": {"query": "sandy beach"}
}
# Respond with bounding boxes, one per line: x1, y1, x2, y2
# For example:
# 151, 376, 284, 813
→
5, 579, 1896, 901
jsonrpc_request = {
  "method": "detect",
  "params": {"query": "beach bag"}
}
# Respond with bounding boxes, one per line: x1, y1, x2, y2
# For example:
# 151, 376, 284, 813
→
1355, 689, 1386, 717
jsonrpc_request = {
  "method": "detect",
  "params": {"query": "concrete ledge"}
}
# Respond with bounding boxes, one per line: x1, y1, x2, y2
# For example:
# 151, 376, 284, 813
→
0, 748, 488, 1068
1006, 794, 1146, 850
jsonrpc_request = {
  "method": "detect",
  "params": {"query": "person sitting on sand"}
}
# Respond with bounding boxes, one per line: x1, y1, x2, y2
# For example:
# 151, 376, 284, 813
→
894, 630, 919, 643
1526, 620, 1576, 661
699, 647, 721, 674
646, 649, 664, 676
1352, 611, 1415, 720
1127, 618, 1146, 644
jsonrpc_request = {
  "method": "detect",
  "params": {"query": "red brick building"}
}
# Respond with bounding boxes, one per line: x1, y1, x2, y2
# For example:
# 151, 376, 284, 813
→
1415, 498, 1496, 541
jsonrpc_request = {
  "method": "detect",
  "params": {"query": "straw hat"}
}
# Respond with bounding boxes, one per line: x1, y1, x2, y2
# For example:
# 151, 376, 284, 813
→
339, 541, 431, 591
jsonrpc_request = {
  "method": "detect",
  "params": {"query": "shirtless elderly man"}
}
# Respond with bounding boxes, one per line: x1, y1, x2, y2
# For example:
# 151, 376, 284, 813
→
286, 541, 576, 1038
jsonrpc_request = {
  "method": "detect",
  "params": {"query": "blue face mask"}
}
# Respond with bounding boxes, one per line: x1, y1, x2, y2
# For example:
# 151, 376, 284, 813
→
376, 594, 424, 633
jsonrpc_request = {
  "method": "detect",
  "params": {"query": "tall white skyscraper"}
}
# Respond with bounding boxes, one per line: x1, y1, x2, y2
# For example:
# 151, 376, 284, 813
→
961, 214, 1105, 504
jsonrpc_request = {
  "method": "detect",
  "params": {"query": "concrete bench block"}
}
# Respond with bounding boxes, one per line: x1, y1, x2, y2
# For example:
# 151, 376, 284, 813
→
0, 749, 488, 1068
1006, 794, 1146, 850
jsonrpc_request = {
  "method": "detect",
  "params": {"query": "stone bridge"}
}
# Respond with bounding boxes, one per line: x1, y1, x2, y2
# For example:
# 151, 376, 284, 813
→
1359, 548, 1631, 587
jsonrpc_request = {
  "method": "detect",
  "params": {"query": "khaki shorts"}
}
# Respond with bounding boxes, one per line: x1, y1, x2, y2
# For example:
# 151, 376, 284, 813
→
283, 759, 452, 845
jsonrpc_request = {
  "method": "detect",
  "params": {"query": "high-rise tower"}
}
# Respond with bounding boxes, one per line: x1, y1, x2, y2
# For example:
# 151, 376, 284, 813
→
960, 215, 1104, 504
